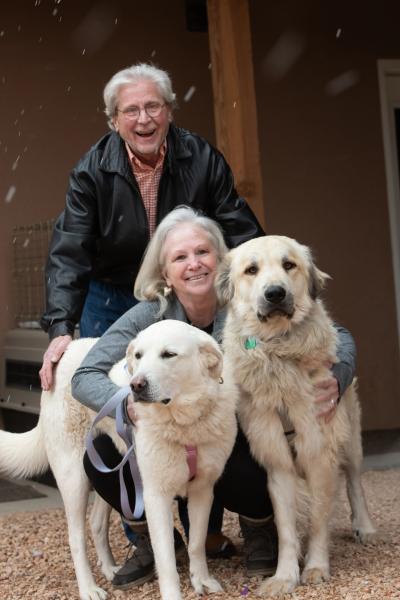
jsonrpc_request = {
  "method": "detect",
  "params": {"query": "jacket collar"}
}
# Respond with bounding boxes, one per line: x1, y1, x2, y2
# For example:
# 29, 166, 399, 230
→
99, 124, 192, 178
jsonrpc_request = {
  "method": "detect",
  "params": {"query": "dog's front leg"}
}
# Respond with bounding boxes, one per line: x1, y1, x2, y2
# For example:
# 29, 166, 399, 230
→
89, 493, 119, 580
300, 453, 336, 584
144, 489, 181, 600
242, 410, 300, 597
187, 484, 223, 595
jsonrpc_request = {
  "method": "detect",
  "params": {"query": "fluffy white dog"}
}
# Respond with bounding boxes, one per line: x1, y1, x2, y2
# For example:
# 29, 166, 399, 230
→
216, 235, 377, 597
0, 320, 238, 600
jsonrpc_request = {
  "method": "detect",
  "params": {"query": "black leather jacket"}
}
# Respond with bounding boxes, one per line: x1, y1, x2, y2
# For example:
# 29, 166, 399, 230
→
41, 125, 264, 339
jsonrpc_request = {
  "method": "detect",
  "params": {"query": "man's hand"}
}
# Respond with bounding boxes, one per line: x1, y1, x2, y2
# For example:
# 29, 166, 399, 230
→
39, 335, 73, 391
314, 375, 339, 423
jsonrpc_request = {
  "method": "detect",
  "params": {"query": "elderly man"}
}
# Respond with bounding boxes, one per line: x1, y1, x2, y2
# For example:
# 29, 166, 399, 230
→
39, 63, 264, 589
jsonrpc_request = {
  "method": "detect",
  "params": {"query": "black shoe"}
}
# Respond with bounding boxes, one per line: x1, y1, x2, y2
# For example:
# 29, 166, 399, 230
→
205, 532, 237, 559
112, 529, 186, 589
239, 515, 278, 576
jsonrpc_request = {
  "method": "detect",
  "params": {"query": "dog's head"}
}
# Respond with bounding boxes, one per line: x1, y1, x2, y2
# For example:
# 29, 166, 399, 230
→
125, 320, 223, 406
215, 235, 330, 335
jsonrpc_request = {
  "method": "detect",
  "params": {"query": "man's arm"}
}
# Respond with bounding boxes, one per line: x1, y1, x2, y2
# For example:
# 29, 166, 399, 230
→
207, 150, 265, 248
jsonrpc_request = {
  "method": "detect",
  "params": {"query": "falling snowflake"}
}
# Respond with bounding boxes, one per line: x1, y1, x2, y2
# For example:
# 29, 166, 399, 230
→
183, 86, 196, 102
12, 155, 21, 171
325, 70, 360, 96
5, 186, 16, 203
23, 238, 30, 248
336, 28, 342, 38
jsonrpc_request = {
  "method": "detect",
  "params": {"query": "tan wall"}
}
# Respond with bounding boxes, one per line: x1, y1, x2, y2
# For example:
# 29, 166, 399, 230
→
250, 0, 400, 429
0, 1, 213, 332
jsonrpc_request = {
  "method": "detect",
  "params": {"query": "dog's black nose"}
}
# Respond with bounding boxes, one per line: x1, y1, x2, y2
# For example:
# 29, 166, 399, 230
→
264, 285, 286, 304
130, 375, 148, 394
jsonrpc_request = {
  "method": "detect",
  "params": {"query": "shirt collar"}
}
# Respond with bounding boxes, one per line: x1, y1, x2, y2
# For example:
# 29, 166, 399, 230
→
125, 140, 167, 172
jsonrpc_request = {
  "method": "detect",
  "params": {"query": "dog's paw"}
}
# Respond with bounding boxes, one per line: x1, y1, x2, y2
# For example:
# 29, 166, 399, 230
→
80, 584, 108, 600
100, 562, 120, 581
353, 528, 381, 545
258, 576, 297, 597
190, 574, 223, 595
301, 566, 330, 585
203, 576, 223, 593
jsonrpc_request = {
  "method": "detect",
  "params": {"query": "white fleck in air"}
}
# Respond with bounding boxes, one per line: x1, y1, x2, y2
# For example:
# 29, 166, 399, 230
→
94, 321, 101, 330
208, 63, 212, 70
263, 30, 306, 79
66, 86, 71, 92
118, 215, 124, 222
115, 18, 118, 25
151, 49, 156, 57
23, 238, 30, 248
12, 155, 20, 171
233, 101, 237, 109
0, 31, 4, 37
105, 297, 110, 306
336, 28, 342, 38
82, 48, 86, 55
183, 86, 196, 102
5, 185, 16, 203
52, 8, 58, 16
325, 70, 360, 96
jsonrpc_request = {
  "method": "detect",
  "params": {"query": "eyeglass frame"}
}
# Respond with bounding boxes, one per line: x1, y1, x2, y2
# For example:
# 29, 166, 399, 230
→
115, 102, 167, 120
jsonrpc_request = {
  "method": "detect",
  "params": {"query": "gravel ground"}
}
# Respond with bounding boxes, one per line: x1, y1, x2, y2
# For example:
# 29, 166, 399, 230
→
0, 469, 399, 600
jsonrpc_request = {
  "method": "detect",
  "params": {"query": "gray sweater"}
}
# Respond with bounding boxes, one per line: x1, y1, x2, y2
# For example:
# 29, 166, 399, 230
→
71, 295, 356, 413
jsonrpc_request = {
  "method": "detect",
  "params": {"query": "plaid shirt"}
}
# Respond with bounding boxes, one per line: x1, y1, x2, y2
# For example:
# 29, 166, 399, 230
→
126, 142, 166, 236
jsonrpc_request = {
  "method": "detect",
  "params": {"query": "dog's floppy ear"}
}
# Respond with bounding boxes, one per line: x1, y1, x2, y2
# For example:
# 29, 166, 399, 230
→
215, 253, 234, 306
125, 340, 136, 375
199, 341, 223, 380
308, 264, 331, 299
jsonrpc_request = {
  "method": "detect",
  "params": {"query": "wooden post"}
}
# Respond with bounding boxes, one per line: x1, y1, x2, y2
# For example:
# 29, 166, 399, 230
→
207, 0, 265, 227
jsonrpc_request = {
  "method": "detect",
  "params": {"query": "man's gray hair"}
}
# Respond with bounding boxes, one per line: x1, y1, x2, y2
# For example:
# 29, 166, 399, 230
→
103, 63, 177, 129
134, 206, 228, 315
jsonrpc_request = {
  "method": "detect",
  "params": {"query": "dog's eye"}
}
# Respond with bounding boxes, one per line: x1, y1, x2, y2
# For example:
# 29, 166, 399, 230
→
283, 261, 296, 271
244, 264, 258, 275
134, 352, 142, 360
161, 350, 177, 359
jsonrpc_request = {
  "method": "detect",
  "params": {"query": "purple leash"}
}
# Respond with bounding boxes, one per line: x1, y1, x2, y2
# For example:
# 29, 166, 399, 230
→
85, 385, 144, 520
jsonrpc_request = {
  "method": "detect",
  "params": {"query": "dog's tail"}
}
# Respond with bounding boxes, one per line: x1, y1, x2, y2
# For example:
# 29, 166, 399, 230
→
0, 419, 48, 479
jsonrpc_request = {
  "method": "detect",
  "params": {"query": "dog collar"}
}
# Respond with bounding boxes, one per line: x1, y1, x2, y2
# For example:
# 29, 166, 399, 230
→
185, 445, 197, 481
244, 336, 258, 349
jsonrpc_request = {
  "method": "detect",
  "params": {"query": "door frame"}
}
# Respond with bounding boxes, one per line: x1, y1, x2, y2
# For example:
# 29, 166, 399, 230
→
377, 59, 400, 344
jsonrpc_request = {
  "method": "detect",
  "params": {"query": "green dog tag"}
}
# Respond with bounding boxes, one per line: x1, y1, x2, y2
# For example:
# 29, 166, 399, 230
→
244, 336, 257, 349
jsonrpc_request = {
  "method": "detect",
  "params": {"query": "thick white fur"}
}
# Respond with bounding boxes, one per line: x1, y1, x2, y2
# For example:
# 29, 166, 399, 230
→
216, 235, 377, 597
0, 320, 237, 600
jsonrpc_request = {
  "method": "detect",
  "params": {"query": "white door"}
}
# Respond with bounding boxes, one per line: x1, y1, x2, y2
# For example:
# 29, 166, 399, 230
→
378, 60, 400, 343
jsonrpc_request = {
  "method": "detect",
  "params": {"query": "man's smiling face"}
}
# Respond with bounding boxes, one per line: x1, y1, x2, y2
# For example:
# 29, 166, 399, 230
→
113, 79, 172, 167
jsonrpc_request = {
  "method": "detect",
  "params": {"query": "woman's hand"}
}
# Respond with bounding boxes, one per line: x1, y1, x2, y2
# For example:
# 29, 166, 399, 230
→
313, 374, 339, 423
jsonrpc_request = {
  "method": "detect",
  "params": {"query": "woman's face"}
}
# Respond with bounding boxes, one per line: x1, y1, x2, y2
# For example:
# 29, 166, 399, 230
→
162, 223, 218, 305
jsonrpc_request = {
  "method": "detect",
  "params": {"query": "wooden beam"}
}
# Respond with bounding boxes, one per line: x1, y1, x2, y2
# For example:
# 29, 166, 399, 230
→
207, 0, 265, 227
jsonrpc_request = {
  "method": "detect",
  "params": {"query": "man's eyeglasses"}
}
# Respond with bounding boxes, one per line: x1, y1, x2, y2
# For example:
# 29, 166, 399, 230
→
116, 102, 165, 120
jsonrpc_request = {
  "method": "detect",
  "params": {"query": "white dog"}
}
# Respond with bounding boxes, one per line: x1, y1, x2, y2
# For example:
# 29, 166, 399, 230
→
216, 235, 377, 597
0, 320, 238, 600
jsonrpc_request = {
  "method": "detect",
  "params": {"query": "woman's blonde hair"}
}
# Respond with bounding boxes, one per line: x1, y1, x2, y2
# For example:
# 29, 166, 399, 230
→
134, 206, 228, 314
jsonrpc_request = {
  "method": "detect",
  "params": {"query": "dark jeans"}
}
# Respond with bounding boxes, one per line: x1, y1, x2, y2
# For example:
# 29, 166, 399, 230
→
80, 280, 138, 337
83, 427, 273, 538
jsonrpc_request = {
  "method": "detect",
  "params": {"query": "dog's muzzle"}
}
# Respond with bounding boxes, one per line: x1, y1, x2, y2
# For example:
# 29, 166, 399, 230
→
256, 285, 294, 321
130, 376, 171, 405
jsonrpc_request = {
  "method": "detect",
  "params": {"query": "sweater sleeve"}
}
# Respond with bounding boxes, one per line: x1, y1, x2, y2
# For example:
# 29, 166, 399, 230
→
71, 301, 160, 413
332, 324, 357, 397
